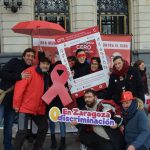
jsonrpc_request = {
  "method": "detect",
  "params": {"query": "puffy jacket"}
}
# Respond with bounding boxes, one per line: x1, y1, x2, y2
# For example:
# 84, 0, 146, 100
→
13, 66, 46, 115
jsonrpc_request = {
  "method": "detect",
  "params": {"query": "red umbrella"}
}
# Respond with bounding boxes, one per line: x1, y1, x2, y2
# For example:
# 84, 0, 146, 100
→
12, 20, 66, 36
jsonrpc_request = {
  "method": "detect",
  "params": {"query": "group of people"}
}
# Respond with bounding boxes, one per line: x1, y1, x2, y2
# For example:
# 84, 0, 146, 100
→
0, 47, 149, 150
67, 49, 103, 79
73, 89, 150, 150
67, 49, 103, 109
71, 55, 150, 150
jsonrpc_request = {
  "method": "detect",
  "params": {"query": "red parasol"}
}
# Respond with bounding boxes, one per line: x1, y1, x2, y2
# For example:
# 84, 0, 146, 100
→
12, 20, 66, 36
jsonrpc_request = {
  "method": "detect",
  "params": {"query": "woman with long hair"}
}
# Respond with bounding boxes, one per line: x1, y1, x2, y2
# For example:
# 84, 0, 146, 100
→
134, 60, 149, 95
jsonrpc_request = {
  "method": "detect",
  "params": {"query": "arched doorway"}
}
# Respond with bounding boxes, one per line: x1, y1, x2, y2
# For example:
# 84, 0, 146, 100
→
35, 0, 70, 32
97, 0, 129, 34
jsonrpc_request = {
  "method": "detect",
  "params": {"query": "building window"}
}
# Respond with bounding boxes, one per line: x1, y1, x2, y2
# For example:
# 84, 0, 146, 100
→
97, 0, 129, 34
35, 0, 70, 32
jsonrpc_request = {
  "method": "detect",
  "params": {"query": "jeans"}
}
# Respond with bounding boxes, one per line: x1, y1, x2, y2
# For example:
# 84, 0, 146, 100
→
0, 104, 4, 124
0, 105, 15, 150
49, 119, 66, 137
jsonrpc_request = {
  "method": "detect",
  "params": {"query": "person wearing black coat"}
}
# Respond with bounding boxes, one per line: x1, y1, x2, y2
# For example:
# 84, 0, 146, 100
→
0, 48, 35, 150
74, 49, 90, 109
74, 49, 90, 79
133, 60, 149, 95
105, 56, 145, 106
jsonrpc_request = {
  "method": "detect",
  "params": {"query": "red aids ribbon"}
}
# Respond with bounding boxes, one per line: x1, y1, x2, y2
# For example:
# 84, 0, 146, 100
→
42, 64, 72, 106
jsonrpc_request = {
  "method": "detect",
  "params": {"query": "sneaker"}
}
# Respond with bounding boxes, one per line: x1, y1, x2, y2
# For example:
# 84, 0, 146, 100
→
80, 144, 87, 150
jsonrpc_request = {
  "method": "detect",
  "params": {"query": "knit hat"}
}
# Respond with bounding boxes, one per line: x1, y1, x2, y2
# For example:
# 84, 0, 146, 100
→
39, 56, 51, 64
121, 91, 134, 102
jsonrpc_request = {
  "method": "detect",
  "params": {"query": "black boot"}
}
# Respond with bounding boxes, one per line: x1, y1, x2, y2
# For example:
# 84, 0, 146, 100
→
51, 134, 57, 149
58, 137, 66, 150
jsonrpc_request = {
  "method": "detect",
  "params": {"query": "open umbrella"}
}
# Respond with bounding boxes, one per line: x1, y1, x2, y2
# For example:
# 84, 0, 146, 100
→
12, 20, 66, 60
12, 20, 66, 36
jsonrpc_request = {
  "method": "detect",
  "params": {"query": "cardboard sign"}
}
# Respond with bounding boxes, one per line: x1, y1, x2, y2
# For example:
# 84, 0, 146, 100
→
49, 107, 115, 126
55, 26, 109, 98
32, 34, 132, 67
32, 28, 132, 98
101, 35, 132, 68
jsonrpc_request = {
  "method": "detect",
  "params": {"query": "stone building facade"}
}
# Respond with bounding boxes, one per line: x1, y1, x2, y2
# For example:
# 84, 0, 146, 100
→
0, 0, 150, 62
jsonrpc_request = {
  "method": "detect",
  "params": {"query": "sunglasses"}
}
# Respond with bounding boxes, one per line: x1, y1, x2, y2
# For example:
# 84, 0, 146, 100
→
77, 54, 86, 58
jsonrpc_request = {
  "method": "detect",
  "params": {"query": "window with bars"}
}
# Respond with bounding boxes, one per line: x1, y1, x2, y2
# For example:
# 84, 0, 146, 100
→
97, 0, 129, 34
35, 0, 70, 32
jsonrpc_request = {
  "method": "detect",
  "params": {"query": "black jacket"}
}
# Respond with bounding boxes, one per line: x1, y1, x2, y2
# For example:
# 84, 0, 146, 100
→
105, 66, 145, 106
0, 58, 30, 107
74, 61, 90, 79
139, 69, 149, 94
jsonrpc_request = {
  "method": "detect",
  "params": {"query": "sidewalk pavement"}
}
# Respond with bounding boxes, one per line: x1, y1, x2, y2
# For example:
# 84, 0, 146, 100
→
0, 130, 80, 150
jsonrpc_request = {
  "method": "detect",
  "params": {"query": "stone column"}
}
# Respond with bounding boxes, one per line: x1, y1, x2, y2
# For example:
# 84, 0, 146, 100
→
133, 0, 150, 52
70, 0, 97, 32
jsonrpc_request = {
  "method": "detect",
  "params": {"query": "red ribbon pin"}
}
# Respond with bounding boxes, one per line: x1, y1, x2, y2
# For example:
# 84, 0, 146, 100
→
42, 64, 72, 106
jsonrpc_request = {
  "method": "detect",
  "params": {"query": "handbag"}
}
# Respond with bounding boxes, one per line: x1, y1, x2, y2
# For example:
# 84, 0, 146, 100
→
0, 86, 14, 104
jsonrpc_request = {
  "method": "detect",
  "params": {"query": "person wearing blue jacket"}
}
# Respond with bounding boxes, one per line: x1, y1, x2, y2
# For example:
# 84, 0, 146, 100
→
121, 91, 150, 150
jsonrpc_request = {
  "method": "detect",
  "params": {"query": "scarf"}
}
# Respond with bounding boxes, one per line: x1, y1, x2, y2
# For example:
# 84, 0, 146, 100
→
112, 60, 129, 76
36, 66, 50, 93
122, 100, 138, 126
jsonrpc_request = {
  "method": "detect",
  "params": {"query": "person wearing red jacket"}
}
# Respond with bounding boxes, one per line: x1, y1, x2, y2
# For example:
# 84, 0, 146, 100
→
13, 57, 51, 150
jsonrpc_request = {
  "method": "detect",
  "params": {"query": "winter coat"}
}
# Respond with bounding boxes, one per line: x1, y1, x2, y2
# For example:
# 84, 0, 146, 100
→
106, 66, 145, 106
74, 61, 90, 79
124, 110, 150, 149
0, 58, 30, 107
139, 69, 149, 94
13, 66, 49, 115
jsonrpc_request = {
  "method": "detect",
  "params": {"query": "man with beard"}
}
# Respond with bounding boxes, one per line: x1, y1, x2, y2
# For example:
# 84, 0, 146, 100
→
0, 48, 35, 150
71, 89, 125, 150
121, 91, 150, 150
